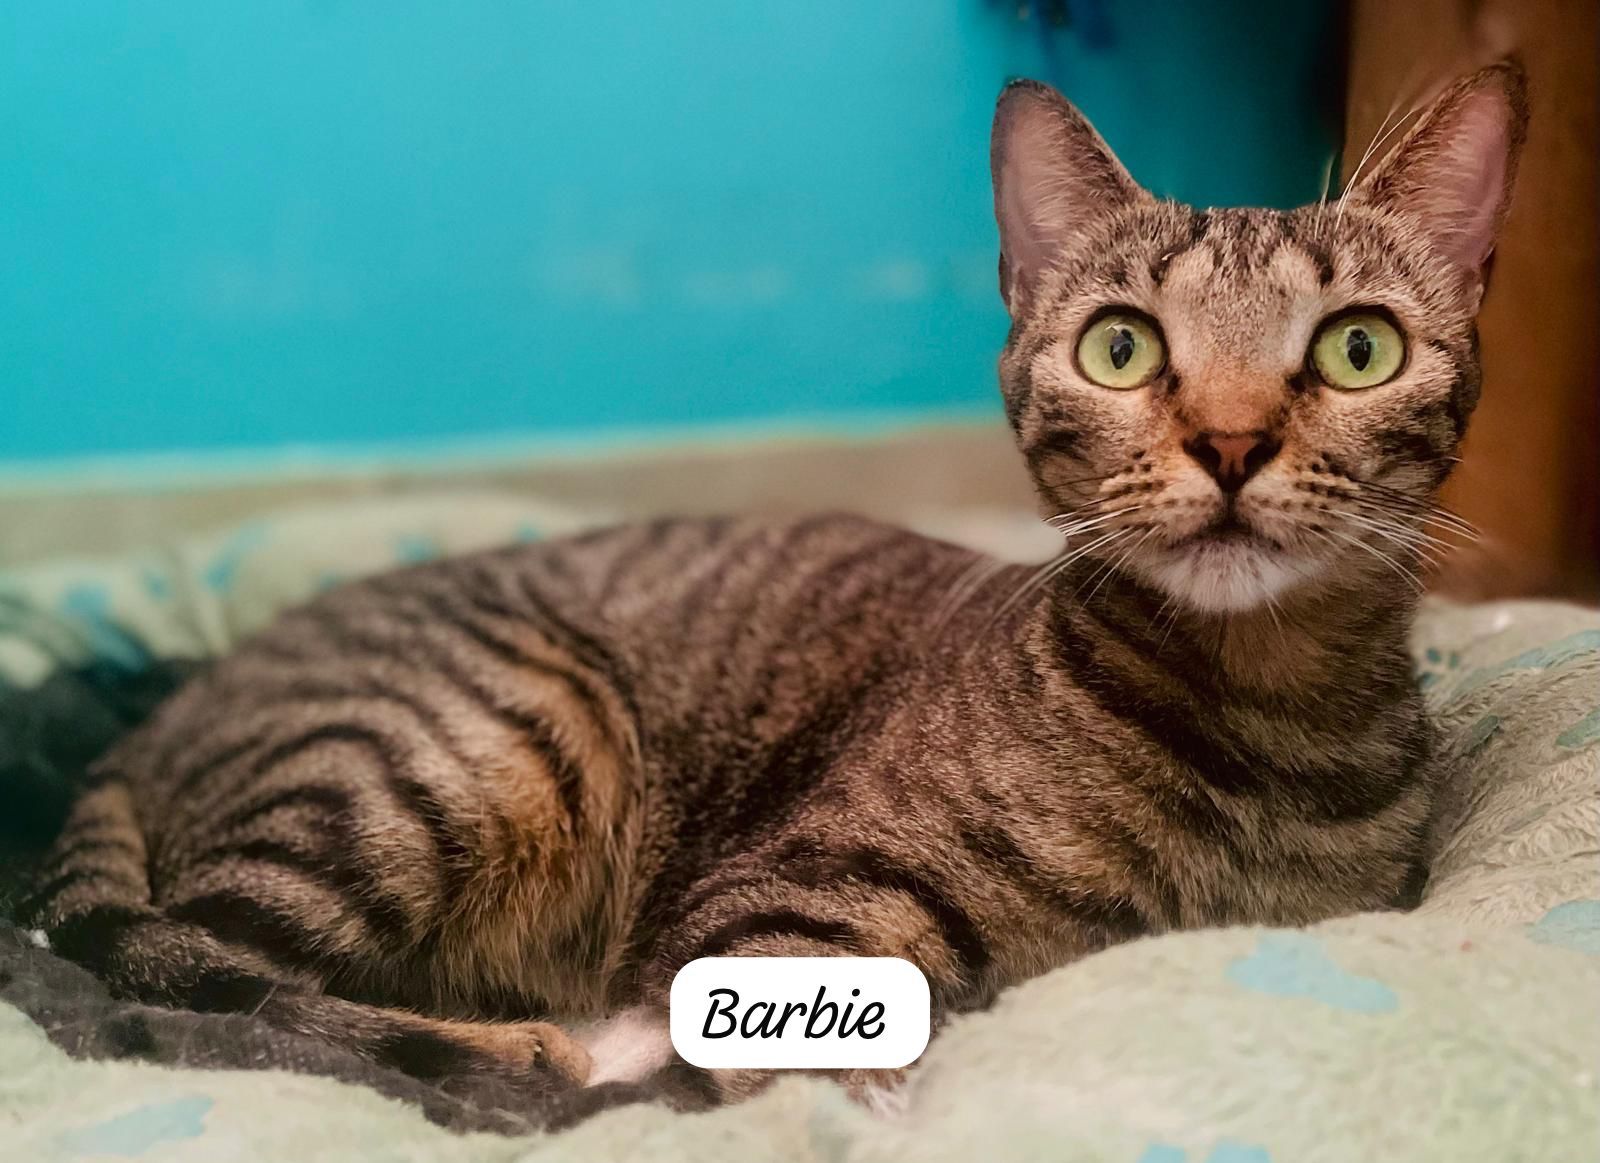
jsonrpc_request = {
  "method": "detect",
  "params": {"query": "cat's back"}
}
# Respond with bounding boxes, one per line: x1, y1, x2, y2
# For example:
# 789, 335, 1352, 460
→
110, 510, 981, 799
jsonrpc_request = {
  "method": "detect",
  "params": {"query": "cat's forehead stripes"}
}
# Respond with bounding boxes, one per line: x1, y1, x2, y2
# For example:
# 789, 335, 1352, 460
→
1149, 209, 1297, 287
1196, 208, 1295, 274
1133, 210, 1339, 374
1148, 210, 1212, 285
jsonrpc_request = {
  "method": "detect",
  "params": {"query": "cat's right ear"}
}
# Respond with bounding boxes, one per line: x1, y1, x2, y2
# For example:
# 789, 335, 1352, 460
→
1349, 61, 1529, 293
991, 80, 1148, 316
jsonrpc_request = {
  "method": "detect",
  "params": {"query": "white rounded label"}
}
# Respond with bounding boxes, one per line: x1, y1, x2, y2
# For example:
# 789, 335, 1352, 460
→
669, 956, 931, 1070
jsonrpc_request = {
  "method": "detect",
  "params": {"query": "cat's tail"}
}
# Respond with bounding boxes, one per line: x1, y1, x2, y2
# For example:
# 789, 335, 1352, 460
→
22, 774, 593, 1088
23, 772, 296, 1010
3, 656, 286, 1009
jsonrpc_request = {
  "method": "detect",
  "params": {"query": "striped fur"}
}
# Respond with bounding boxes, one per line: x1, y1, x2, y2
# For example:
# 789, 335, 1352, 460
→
28, 64, 1527, 1109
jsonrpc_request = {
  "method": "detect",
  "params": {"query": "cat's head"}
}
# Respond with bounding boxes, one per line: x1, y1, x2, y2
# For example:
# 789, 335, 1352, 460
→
991, 63, 1527, 613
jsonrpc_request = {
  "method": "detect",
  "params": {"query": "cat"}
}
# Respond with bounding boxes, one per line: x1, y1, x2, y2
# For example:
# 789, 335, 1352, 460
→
26, 61, 1527, 1115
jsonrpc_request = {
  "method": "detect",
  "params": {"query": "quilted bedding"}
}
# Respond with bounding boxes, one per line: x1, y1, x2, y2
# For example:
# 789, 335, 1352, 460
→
1, 492, 1595, 1162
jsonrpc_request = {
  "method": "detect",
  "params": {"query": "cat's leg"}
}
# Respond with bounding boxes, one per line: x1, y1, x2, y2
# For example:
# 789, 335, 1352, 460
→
42, 899, 594, 1085
30, 634, 640, 1090
234, 986, 595, 1084
618, 853, 975, 1107
33, 779, 593, 1084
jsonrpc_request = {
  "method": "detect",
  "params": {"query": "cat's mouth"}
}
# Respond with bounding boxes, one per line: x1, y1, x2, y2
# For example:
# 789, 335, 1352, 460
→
1197, 511, 1257, 544
1183, 505, 1281, 551
1132, 504, 1316, 613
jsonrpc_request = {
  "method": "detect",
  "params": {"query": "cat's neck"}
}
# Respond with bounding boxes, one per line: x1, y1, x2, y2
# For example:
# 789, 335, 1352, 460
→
1040, 564, 1420, 706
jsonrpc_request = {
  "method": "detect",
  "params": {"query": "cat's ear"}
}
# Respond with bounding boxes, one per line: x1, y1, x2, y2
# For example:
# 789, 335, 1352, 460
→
991, 80, 1149, 316
1351, 60, 1529, 285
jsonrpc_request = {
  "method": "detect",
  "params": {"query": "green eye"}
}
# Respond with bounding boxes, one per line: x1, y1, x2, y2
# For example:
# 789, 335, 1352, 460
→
1076, 312, 1165, 389
1311, 312, 1406, 389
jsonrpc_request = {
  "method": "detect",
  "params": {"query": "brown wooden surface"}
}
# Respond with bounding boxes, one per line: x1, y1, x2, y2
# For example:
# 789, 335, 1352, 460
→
1344, 0, 1600, 602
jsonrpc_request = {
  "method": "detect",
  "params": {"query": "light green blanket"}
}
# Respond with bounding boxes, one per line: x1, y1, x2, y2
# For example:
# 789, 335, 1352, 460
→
3, 494, 1597, 1162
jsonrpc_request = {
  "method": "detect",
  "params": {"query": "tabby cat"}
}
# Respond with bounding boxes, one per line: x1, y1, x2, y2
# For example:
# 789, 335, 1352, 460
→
28, 63, 1527, 1113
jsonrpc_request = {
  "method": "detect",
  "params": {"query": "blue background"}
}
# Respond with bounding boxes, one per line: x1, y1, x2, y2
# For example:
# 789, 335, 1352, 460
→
2, 2, 1339, 464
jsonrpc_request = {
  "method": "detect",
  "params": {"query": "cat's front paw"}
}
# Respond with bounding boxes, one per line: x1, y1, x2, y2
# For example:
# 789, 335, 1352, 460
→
513, 1020, 594, 1086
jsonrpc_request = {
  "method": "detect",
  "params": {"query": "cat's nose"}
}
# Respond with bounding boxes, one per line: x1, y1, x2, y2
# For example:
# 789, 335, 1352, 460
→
1182, 431, 1281, 493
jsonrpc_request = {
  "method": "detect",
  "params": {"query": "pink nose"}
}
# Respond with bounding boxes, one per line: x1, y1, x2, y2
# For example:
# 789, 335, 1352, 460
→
1183, 431, 1281, 493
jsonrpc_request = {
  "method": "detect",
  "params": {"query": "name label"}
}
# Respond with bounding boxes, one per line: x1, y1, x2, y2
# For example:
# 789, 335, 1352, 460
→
669, 957, 931, 1069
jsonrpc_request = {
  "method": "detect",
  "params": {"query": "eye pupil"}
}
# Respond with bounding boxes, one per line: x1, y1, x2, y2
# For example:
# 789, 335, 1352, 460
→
1345, 327, 1373, 372
1077, 312, 1165, 389
1108, 327, 1135, 370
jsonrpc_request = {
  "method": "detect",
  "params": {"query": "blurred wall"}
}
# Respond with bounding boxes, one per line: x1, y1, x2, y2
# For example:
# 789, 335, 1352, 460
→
1344, 0, 1600, 601
3, 1, 1339, 466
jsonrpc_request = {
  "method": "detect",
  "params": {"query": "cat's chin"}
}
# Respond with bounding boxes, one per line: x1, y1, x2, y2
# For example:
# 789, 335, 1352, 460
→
1134, 537, 1319, 615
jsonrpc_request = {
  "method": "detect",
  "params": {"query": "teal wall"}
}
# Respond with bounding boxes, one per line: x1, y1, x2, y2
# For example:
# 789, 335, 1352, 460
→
2, 2, 1340, 464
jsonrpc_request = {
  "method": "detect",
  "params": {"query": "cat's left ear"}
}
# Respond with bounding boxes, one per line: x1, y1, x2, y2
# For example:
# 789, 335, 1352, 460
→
991, 80, 1151, 316
1352, 60, 1529, 287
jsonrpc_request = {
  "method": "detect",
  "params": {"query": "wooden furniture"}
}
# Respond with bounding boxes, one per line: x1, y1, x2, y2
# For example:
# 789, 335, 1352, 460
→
1344, 0, 1600, 601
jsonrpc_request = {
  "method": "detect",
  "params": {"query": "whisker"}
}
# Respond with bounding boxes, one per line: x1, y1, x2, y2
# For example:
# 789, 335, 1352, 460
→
1046, 505, 1144, 539
931, 497, 1149, 639
1045, 471, 1122, 491
1263, 591, 1286, 636
1333, 509, 1451, 565
1066, 536, 1129, 609
1376, 509, 1477, 543
1062, 528, 1140, 609
1153, 594, 1182, 654
1079, 526, 1157, 606
1324, 476, 1481, 539
983, 527, 1130, 632
1345, 479, 1463, 516
1332, 60, 1446, 232
929, 553, 1011, 635
1346, 493, 1480, 541
1311, 150, 1338, 236
1045, 490, 1144, 519
1344, 514, 1458, 562
1344, 509, 1455, 550
1335, 111, 1410, 228
1341, 473, 1475, 518
1316, 527, 1426, 593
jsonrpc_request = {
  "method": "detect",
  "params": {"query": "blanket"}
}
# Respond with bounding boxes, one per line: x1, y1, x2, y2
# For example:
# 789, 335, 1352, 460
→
2, 492, 1596, 1161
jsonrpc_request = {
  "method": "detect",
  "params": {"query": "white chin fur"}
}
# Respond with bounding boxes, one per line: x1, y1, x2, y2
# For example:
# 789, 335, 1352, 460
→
1137, 541, 1313, 613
